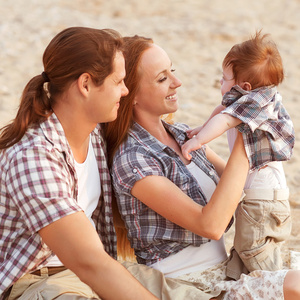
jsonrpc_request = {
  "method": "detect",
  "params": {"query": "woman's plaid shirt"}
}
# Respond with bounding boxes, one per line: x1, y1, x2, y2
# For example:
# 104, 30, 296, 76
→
111, 121, 224, 266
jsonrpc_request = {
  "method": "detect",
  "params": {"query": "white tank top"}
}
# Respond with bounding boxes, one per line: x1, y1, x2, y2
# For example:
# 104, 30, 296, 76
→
45, 138, 101, 267
150, 161, 228, 278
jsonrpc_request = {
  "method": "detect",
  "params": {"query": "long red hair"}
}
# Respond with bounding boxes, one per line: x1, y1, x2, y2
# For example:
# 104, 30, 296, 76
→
104, 35, 154, 167
104, 35, 154, 261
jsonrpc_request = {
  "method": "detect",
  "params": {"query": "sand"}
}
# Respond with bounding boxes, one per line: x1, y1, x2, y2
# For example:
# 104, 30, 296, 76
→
1, 0, 299, 265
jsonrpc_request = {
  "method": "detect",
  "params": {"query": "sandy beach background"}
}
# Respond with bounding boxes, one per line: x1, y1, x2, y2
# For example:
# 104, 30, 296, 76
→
1, 0, 299, 266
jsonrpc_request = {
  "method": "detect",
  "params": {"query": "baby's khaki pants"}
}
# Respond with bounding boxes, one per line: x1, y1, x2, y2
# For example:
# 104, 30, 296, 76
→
226, 188, 291, 280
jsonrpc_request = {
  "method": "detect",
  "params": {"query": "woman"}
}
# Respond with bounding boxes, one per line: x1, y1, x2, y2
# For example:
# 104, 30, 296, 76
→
0, 27, 157, 300
105, 35, 300, 299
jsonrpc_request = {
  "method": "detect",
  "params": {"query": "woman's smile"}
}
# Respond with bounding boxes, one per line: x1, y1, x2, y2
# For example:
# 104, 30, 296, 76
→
165, 93, 177, 101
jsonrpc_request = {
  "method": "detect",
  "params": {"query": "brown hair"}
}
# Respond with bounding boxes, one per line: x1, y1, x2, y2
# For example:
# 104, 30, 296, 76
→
0, 27, 123, 149
222, 31, 284, 89
104, 35, 153, 167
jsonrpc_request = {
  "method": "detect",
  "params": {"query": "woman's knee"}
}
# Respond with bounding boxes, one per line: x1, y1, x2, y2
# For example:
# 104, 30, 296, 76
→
283, 270, 300, 299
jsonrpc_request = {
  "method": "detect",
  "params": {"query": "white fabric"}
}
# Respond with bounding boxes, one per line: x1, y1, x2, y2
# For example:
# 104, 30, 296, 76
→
187, 161, 216, 201
290, 250, 300, 270
75, 139, 101, 227
227, 128, 286, 189
150, 161, 227, 278
45, 138, 101, 267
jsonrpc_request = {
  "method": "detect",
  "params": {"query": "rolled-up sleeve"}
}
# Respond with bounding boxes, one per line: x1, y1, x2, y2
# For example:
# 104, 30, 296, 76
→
222, 95, 269, 132
112, 148, 164, 196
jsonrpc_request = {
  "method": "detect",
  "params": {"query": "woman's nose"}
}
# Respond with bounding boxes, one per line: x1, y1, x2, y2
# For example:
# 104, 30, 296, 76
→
171, 75, 182, 89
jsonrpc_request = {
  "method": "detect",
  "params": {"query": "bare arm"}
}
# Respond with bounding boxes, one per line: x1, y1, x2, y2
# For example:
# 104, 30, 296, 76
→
132, 132, 248, 240
195, 113, 241, 144
186, 105, 226, 138
39, 212, 157, 300
182, 112, 241, 160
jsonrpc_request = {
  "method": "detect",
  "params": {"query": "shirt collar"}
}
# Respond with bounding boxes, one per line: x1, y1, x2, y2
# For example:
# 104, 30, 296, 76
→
130, 120, 188, 151
40, 113, 102, 152
163, 121, 188, 146
225, 85, 278, 102
40, 113, 70, 153
39, 113, 102, 175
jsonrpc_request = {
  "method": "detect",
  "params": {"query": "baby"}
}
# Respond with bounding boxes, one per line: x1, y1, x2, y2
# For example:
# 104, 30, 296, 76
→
182, 31, 294, 279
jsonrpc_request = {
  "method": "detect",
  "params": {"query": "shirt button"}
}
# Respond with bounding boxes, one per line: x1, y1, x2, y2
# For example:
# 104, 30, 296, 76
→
209, 170, 214, 175
133, 168, 137, 173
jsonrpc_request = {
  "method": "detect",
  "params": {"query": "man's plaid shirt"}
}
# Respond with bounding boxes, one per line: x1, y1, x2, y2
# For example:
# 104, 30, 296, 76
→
0, 114, 116, 296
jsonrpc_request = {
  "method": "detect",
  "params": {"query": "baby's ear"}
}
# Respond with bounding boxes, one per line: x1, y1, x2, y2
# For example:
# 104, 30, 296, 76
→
241, 82, 252, 91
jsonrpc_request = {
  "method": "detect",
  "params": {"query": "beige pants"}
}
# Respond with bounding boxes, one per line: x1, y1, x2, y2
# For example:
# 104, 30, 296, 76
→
227, 188, 291, 280
126, 261, 287, 300
5, 261, 287, 300
6, 268, 99, 300
5, 264, 220, 300
124, 261, 221, 299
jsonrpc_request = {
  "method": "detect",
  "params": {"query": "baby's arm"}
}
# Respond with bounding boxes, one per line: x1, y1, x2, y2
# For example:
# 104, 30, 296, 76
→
187, 104, 225, 138
182, 112, 241, 160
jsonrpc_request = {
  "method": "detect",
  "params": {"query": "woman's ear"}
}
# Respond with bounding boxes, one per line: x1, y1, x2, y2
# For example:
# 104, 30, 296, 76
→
77, 73, 91, 97
241, 82, 252, 91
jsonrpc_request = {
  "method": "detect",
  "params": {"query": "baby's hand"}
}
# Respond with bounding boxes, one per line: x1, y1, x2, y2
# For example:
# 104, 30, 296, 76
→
181, 137, 203, 160
186, 126, 203, 138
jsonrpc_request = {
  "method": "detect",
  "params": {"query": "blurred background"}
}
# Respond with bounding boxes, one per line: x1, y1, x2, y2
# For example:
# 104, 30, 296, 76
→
1, 0, 299, 256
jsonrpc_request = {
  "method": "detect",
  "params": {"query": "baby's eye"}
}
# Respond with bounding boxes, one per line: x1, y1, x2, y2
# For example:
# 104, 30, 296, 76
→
171, 68, 176, 73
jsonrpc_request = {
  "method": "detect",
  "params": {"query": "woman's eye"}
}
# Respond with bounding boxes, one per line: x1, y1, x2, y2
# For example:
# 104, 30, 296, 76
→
158, 77, 167, 83
158, 69, 176, 83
